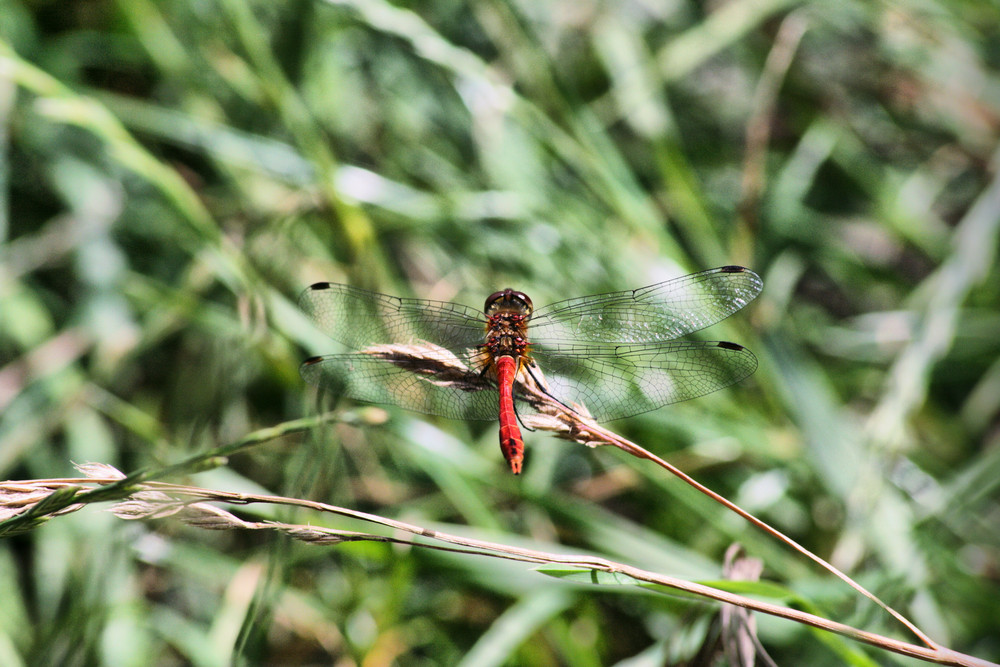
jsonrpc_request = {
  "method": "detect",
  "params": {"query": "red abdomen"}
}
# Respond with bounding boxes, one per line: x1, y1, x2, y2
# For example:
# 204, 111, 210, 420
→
494, 355, 524, 474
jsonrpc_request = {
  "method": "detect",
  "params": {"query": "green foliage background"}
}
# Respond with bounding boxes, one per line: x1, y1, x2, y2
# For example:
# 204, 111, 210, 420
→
2, 0, 999, 664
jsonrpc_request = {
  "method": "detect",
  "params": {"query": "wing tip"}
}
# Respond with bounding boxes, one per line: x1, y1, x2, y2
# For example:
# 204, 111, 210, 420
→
302, 355, 325, 366
716, 341, 758, 376
307, 282, 334, 291
717, 265, 764, 296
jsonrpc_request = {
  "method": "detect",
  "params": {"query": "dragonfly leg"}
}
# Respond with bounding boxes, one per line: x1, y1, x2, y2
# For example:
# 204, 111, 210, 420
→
522, 360, 582, 417
512, 393, 534, 433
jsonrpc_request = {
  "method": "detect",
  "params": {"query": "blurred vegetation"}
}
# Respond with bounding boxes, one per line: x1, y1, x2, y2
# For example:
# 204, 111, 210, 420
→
2, 0, 999, 664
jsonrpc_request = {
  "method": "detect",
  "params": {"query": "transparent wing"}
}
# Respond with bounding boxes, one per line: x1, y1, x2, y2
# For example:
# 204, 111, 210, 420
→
299, 271, 761, 424
529, 266, 762, 344
299, 283, 486, 351
301, 354, 503, 421
532, 340, 758, 421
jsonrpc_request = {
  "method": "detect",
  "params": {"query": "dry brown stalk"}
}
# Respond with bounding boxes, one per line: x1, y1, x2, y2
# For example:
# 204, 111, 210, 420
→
354, 343, 991, 666
1, 344, 994, 666
0, 468, 993, 666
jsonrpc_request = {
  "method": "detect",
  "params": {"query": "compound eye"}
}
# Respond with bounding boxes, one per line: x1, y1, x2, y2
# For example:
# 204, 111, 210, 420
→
510, 290, 533, 313
484, 290, 507, 312
484, 289, 534, 315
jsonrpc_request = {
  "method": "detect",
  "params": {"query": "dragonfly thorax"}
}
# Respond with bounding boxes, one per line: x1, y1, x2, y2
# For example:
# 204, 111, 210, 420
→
485, 312, 530, 355
484, 288, 532, 358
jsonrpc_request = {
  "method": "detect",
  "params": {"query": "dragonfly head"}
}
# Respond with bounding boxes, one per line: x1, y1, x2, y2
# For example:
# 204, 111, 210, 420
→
485, 288, 533, 317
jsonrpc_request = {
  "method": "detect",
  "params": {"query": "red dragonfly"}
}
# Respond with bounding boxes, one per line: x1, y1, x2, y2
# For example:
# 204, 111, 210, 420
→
300, 266, 761, 474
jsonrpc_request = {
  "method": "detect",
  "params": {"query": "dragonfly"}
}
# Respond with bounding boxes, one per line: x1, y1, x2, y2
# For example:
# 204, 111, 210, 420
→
300, 265, 762, 474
